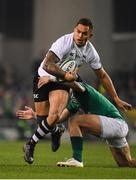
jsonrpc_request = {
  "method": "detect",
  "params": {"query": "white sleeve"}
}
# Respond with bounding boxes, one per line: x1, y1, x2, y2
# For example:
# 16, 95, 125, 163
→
89, 54, 102, 70
88, 45, 102, 70
49, 35, 72, 59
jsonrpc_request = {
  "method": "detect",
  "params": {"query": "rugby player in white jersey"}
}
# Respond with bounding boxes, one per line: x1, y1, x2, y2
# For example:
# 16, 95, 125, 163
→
23, 18, 132, 164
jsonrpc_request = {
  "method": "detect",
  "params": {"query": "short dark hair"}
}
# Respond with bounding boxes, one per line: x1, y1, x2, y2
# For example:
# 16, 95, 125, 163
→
76, 18, 93, 29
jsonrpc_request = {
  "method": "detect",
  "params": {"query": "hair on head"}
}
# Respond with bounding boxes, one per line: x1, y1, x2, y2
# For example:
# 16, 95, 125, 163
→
76, 18, 93, 29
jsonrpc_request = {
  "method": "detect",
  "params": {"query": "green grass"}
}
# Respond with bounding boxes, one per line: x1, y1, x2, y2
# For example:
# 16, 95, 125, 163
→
0, 140, 136, 179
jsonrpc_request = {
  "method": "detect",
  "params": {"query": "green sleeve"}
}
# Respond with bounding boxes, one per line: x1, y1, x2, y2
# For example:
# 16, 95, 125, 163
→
67, 96, 80, 114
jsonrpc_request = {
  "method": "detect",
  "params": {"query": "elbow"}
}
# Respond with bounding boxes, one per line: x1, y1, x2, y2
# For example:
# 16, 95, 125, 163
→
42, 63, 50, 72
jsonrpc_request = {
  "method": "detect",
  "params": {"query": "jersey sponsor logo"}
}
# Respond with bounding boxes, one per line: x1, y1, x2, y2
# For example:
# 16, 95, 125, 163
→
33, 94, 39, 99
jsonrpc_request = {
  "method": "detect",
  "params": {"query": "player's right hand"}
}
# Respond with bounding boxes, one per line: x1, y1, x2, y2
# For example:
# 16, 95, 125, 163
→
64, 72, 78, 81
38, 76, 50, 88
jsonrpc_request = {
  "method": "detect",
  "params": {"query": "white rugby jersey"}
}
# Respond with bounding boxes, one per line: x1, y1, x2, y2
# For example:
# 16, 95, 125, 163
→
38, 33, 102, 77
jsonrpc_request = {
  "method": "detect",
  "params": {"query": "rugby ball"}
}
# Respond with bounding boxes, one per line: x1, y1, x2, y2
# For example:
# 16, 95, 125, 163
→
59, 59, 77, 73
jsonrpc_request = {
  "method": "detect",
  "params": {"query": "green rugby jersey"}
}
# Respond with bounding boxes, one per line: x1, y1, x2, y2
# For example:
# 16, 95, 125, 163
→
67, 83, 123, 120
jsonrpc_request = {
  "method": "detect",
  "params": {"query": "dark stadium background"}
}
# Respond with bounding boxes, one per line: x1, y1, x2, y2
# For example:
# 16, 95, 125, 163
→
0, 0, 135, 146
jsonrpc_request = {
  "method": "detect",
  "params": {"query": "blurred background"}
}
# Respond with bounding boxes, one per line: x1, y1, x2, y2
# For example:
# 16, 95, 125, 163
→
0, 0, 136, 142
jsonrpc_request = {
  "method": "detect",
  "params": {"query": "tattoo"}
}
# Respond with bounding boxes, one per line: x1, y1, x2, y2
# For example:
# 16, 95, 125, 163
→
45, 51, 60, 64
42, 51, 65, 78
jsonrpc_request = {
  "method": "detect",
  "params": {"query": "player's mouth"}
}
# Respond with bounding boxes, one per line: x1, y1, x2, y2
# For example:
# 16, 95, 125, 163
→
76, 39, 84, 46
77, 39, 82, 42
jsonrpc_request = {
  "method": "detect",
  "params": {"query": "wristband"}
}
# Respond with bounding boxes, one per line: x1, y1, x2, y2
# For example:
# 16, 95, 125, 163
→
50, 76, 57, 82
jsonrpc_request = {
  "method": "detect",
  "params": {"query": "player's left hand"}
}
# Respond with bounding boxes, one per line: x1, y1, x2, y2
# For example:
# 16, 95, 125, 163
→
115, 97, 132, 112
16, 106, 35, 120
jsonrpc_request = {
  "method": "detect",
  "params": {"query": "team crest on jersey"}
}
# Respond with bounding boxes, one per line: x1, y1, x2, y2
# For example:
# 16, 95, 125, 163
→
69, 52, 74, 56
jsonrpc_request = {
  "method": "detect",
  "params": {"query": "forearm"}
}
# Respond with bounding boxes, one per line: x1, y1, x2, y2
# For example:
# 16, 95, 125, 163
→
42, 51, 77, 82
42, 51, 66, 79
47, 75, 85, 93
100, 72, 119, 101
43, 62, 66, 78
62, 81, 85, 93
95, 68, 119, 101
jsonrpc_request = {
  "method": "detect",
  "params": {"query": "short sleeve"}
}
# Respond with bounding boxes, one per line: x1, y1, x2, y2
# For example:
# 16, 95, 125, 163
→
49, 34, 73, 60
87, 43, 102, 70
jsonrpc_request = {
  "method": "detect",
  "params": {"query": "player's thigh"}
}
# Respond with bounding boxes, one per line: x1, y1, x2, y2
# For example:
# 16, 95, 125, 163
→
71, 114, 101, 136
33, 78, 50, 116
48, 89, 69, 115
100, 116, 128, 139
34, 101, 49, 116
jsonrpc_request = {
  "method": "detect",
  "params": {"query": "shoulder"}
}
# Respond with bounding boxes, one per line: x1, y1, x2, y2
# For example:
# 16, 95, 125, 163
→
55, 33, 73, 44
49, 33, 73, 59
87, 41, 99, 56
50, 33, 73, 49
85, 41, 101, 69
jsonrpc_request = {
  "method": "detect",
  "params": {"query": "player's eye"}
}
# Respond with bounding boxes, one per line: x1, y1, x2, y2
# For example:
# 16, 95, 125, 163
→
82, 32, 88, 36
76, 29, 81, 34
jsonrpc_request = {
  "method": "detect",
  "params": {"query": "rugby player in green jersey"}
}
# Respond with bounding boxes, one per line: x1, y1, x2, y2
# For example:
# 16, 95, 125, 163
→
16, 80, 136, 168
57, 83, 136, 167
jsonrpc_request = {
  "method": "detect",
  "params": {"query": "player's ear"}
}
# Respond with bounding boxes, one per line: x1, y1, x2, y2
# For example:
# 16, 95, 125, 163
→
89, 32, 93, 38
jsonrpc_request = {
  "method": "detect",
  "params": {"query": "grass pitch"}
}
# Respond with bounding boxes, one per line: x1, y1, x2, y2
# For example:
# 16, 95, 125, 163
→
0, 140, 136, 179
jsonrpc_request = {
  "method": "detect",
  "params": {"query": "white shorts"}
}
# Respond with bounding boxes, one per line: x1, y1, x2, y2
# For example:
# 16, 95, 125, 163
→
99, 116, 129, 148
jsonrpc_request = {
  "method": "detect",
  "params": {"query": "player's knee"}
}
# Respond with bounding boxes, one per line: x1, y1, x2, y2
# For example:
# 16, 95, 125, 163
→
117, 163, 128, 167
68, 118, 77, 130
47, 113, 60, 126
117, 160, 129, 167
37, 115, 47, 124
69, 116, 79, 124
127, 159, 136, 167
